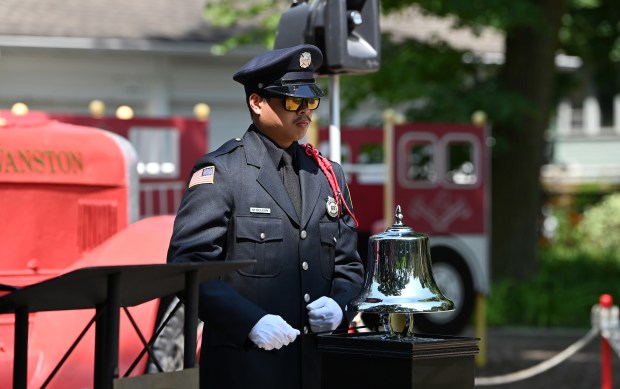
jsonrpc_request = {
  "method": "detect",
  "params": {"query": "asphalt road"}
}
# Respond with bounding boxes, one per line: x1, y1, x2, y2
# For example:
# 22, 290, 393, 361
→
469, 327, 620, 389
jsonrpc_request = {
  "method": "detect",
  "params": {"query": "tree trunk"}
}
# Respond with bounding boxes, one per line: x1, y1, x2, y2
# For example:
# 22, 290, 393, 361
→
491, 0, 565, 280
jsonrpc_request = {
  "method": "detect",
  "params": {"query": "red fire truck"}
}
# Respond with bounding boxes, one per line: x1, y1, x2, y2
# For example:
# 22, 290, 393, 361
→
317, 122, 490, 334
50, 113, 207, 219
0, 110, 207, 387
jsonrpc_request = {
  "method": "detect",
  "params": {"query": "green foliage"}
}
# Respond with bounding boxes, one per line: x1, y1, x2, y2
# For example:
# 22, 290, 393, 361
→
575, 193, 620, 255
381, 0, 541, 30
487, 252, 620, 327
339, 35, 531, 127
487, 194, 620, 328
204, 0, 284, 53
557, 0, 620, 126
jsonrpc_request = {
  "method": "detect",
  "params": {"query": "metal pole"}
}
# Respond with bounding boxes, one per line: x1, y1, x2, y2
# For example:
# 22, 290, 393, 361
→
600, 294, 613, 389
184, 270, 199, 369
382, 109, 394, 228
94, 273, 120, 389
13, 306, 29, 389
329, 75, 341, 164
475, 293, 488, 368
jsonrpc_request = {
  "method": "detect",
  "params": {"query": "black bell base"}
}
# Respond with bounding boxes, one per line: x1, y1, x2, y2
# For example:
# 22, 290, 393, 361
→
318, 332, 479, 389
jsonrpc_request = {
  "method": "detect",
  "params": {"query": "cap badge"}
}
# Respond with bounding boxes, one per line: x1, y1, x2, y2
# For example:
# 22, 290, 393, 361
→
326, 196, 339, 218
299, 52, 312, 69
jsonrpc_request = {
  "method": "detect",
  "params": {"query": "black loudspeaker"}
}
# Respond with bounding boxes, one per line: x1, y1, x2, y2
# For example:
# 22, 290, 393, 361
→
275, 0, 381, 75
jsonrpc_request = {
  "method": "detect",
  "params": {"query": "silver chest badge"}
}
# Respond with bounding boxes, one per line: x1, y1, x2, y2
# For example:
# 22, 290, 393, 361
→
326, 196, 339, 218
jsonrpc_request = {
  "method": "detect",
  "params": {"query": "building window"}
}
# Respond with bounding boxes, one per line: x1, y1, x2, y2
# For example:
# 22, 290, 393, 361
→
446, 140, 477, 185
129, 127, 180, 178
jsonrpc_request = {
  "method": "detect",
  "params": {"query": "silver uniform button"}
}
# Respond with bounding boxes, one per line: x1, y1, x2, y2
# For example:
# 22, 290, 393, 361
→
300, 230, 307, 239
235, 138, 241, 141
260, 232, 266, 240
303, 326, 309, 334
333, 236, 337, 244
304, 293, 310, 302
302, 261, 309, 271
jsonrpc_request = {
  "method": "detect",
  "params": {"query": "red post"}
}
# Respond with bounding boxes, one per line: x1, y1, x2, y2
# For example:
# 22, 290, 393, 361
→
600, 294, 613, 389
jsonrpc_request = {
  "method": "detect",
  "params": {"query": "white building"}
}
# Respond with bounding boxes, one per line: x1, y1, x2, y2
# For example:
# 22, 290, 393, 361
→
0, 1, 507, 152
0, 0, 261, 150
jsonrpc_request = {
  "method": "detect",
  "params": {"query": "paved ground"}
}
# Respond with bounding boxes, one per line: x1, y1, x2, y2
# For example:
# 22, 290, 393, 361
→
467, 327, 620, 388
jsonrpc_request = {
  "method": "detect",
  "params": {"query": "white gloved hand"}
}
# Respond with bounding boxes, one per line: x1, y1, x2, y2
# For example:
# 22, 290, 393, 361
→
306, 296, 343, 333
249, 314, 300, 350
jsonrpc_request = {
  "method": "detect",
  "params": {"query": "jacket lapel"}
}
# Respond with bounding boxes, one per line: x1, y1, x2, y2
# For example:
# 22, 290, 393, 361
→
244, 130, 300, 224
298, 147, 321, 229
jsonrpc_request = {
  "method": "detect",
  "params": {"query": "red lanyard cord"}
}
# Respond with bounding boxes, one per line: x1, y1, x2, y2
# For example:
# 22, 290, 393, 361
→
301, 143, 359, 228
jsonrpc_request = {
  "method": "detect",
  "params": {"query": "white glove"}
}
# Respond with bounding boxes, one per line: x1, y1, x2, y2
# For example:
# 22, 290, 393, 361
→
249, 314, 300, 350
306, 296, 343, 333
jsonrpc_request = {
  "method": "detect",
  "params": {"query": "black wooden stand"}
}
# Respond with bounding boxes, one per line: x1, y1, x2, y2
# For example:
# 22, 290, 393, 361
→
0, 261, 253, 389
318, 332, 479, 389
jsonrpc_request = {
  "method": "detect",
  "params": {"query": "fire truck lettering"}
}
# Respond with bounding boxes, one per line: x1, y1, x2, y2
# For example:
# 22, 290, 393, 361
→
70, 151, 83, 171
43, 150, 56, 173
31, 151, 46, 173
55, 150, 83, 173
0, 149, 84, 174
18, 150, 34, 172
1, 149, 20, 173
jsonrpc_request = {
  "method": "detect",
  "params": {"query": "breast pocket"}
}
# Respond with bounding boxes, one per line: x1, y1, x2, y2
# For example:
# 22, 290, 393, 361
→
235, 216, 283, 277
319, 222, 338, 280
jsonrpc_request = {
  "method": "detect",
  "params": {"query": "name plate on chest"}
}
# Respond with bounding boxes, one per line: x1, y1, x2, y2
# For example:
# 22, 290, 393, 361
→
250, 207, 271, 214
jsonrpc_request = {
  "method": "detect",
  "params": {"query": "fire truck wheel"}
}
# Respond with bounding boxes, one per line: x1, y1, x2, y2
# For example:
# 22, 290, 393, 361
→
414, 251, 475, 335
146, 296, 203, 373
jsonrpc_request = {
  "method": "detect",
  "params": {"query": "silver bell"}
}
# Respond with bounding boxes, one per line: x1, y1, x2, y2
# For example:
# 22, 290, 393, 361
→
349, 205, 454, 337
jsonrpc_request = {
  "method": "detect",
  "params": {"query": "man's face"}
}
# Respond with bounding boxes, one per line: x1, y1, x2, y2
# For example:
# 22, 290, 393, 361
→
251, 94, 314, 148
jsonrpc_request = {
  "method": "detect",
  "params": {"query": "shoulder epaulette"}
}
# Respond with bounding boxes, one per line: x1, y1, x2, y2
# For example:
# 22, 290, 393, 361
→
212, 137, 244, 157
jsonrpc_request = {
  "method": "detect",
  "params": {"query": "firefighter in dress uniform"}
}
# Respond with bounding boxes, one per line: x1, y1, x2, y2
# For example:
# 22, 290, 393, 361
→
166, 44, 364, 389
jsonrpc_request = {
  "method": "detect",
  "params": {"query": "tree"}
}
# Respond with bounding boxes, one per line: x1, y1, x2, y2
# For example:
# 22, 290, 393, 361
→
491, 0, 566, 279
557, 0, 620, 126
345, 0, 565, 280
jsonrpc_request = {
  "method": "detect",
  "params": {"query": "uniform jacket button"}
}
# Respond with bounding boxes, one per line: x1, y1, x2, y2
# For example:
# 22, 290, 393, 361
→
302, 261, 309, 270
304, 293, 310, 302
300, 230, 307, 239
303, 326, 309, 334
260, 232, 266, 240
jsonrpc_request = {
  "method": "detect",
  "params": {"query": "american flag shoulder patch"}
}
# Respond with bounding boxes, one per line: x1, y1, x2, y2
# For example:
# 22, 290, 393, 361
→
189, 166, 215, 188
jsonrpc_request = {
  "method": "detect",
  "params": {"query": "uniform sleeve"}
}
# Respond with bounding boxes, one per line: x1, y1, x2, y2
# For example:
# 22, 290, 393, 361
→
329, 162, 365, 327
166, 154, 266, 346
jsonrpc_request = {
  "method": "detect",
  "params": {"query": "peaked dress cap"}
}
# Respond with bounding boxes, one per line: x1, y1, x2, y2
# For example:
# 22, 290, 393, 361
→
233, 44, 324, 98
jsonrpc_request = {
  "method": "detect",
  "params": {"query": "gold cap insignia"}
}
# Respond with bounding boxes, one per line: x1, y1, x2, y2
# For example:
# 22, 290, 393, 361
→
299, 52, 312, 69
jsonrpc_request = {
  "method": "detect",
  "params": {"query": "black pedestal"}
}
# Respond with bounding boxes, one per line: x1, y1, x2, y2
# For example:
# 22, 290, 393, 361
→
318, 332, 479, 389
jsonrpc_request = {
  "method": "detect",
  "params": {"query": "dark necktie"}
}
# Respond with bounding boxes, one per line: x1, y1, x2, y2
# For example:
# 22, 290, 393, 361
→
281, 151, 302, 217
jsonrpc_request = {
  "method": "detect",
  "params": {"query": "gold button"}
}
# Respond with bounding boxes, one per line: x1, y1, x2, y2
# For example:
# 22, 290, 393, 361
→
260, 232, 266, 240
304, 293, 310, 302
302, 262, 309, 270
300, 230, 307, 239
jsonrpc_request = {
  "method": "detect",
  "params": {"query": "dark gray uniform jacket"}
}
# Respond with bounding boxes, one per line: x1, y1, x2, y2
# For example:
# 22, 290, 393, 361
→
166, 125, 364, 389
